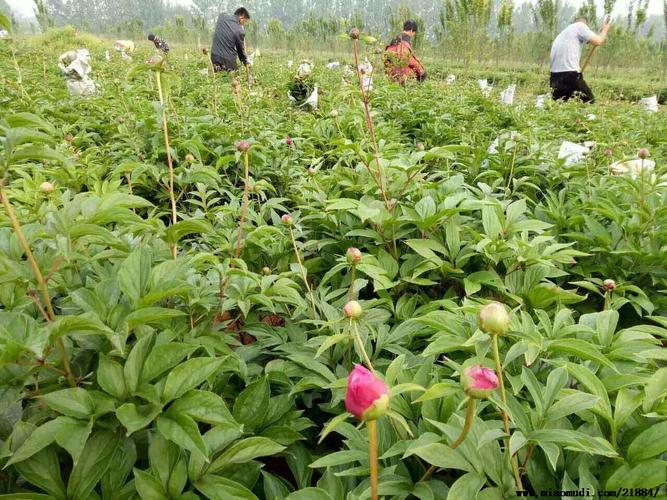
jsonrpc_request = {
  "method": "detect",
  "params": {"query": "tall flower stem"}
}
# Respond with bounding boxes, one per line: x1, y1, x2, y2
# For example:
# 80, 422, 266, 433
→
348, 266, 356, 301
350, 318, 374, 372
0, 180, 74, 387
234, 151, 251, 258
491, 334, 523, 490
368, 419, 379, 500
420, 397, 477, 482
352, 37, 389, 209
288, 226, 317, 317
155, 71, 178, 259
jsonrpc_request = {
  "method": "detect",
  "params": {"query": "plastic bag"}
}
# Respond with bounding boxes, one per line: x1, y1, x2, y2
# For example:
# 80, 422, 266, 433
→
358, 59, 373, 93
58, 49, 97, 96
446, 74, 456, 85
303, 86, 319, 109
558, 141, 590, 166
500, 84, 516, 105
113, 40, 135, 53
640, 96, 658, 112
287, 60, 293, 69
535, 94, 548, 108
478, 79, 492, 97
610, 159, 656, 179
326, 61, 340, 70
297, 60, 314, 77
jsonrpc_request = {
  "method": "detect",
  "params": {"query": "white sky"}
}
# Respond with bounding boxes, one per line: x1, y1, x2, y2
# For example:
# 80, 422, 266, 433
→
6, 0, 663, 19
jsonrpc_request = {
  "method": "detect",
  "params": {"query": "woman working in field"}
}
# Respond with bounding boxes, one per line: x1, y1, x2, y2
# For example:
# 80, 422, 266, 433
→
384, 20, 427, 85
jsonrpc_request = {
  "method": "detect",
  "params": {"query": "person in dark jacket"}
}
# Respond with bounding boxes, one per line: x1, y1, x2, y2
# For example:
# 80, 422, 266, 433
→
211, 7, 251, 72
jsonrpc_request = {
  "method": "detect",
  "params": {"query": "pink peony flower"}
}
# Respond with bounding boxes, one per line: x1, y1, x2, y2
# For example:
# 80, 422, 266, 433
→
343, 300, 363, 319
286, 136, 293, 146
479, 302, 510, 336
345, 364, 390, 421
346, 247, 362, 265
235, 140, 250, 152
461, 365, 499, 399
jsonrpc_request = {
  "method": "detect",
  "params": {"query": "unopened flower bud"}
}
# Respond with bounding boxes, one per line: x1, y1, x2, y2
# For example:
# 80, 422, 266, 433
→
281, 213, 293, 225
262, 266, 272, 276
638, 148, 649, 159
235, 140, 250, 152
350, 28, 360, 40
603, 279, 616, 291
461, 365, 499, 399
479, 302, 510, 336
285, 136, 293, 146
185, 153, 195, 163
346, 247, 362, 265
343, 300, 363, 319
39, 182, 54, 194
345, 364, 390, 421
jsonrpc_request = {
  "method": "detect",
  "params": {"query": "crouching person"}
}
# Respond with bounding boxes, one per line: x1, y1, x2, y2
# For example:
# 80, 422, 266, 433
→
384, 20, 426, 85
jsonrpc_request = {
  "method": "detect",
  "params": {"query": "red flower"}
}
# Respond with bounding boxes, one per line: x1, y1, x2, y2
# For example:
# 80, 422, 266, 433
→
345, 365, 390, 421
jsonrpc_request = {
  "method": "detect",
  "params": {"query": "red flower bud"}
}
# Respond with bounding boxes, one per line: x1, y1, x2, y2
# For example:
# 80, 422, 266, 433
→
638, 148, 649, 159
461, 365, 499, 399
285, 136, 293, 146
603, 279, 616, 291
345, 364, 390, 421
281, 213, 293, 225
350, 28, 360, 40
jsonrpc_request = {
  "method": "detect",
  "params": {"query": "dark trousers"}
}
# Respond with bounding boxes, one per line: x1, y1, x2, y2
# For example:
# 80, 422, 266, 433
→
550, 71, 595, 103
211, 56, 237, 73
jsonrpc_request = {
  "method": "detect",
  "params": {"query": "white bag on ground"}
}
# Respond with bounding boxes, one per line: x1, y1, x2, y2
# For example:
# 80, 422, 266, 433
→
58, 49, 97, 96
558, 141, 590, 166
610, 159, 656, 179
478, 79, 492, 97
326, 61, 340, 70
303, 86, 318, 109
287, 60, 293, 69
105, 50, 110, 62
446, 74, 456, 85
535, 94, 548, 108
640, 96, 658, 112
500, 84, 516, 105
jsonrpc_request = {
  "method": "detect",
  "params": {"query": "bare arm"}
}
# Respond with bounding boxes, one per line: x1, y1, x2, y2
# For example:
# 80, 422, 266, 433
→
589, 22, 611, 46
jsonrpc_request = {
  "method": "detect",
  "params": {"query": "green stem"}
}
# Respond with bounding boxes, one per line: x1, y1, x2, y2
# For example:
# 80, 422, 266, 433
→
420, 397, 477, 482
234, 151, 250, 257
350, 318, 374, 372
1, 181, 75, 387
348, 266, 356, 301
368, 419, 379, 500
492, 334, 523, 490
288, 227, 317, 317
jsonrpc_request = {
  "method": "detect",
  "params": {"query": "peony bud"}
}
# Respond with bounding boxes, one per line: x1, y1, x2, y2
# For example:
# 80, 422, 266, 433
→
343, 300, 363, 319
202, 47, 208, 55
281, 213, 293, 225
235, 140, 250, 152
262, 266, 272, 276
39, 182, 54, 194
416, 142, 425, 151
330, 109, 339, 118
307, 166, 316, 176
479, 302, 510, 336
285, 136, 293, 146
638, 148, 649, 159
346, 247, 362, 265
185, 153, 195, 163
345, 364, 390, 421
350, 28, 360, 40
65, 133, 74, 143
604, 148, 612, 158
603, 279, 616, 291
461, 365, 499, 399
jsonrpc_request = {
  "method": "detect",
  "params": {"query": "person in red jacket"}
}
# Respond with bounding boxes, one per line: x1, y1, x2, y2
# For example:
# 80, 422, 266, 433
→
384, 20, 426, 85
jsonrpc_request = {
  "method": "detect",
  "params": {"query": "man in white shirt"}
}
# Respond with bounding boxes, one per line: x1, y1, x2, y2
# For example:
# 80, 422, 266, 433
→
550, 17, 610, 103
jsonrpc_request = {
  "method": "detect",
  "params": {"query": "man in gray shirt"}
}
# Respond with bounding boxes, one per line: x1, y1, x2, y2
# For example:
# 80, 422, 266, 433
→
211, 7, 251, 72
550, 17, 610, 103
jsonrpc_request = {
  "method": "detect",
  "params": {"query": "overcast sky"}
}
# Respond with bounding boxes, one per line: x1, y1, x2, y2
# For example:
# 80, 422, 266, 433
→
6, 0, 663, 19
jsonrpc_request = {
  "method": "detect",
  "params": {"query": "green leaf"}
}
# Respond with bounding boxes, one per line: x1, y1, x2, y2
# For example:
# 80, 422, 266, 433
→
126, 308, 187, 328
232, 377, 270, 432
39, 389, 94, 419
157, 412, 208, 460
446, 472, 485, 500
407, 443, 473, 472
544, 392, 599, 421
97, 354, 127, 400
162, 357, 224, 402
116, 403, 162, 436
14, 448, 66, 500
141, 343, 198, 383
134, 468, 167, 499
54, 417, 93, 466
309, 450, 367, 469
627, 421, 667, 463
6, 419, 64, 466
118, 247, 152, 305
413, 381, 459, 403
168, 390, 236, 426
124, 333, 155, 394
286, 488, 333, 500
547, 339, 616, 371
317, 413, 350, 444
12, 145, 66, 164
195, 475, 258, 500
614, 388, 642, 428
208, 437, 285, 473
67, 430, 120, 500
509, 431, 528, 456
